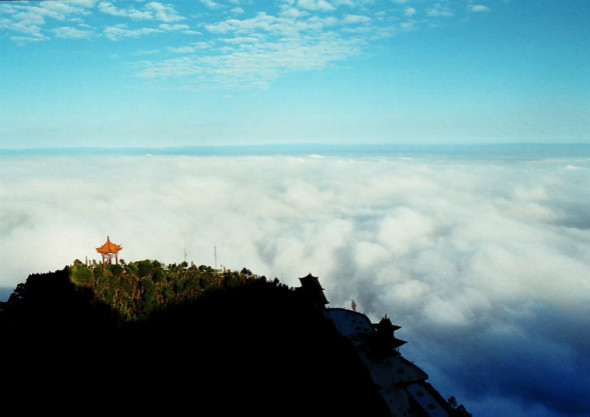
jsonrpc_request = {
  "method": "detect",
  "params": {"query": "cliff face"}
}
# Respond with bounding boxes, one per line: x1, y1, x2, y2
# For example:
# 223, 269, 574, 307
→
326, 308, 455, 417
0, 267, 390, 416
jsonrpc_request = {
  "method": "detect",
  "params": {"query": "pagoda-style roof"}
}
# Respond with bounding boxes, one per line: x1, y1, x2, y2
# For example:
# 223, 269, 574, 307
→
96, 236, 122, 254
297, 273, 329, 306
299, 273, 324, 290
391, 337, 407, 349
373, 315, 401, 332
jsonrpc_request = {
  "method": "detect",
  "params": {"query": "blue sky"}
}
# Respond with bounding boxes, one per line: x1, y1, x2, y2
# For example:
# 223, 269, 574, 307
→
1, 0, 589, 148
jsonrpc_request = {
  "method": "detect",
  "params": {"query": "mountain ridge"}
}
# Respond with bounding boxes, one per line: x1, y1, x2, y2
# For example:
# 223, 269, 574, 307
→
0, 262, 471, 416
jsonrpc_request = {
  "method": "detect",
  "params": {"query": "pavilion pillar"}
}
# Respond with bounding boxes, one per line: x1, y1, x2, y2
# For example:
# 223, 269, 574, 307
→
96, 237, 123, 269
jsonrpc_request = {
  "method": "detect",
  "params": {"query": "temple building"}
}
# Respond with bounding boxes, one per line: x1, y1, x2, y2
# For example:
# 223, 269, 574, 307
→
295, 273, 329, 309
297, 274, 454, 417
96, 236, 122, 267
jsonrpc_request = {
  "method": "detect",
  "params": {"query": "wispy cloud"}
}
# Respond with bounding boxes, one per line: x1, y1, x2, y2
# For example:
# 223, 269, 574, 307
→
98, 2, 153, 20
97, 1, 184, 22
0, 1, 184, 43
341, 14, 371, 24
297, 0, 336, 12
136, 33, 361, 88
127, 0, 487, 89
427, 5, 455, 17
135, 9, 366, 88
198, 0, 221, 9
52, 25, 95, 39
0, 0, 93, 42
166, 42, 210, 53
405, 7, 416, 16
103, 23, 162, 40
469, 4, 491, 13
7, 32, 49, 44
159, 23, 190, 32
0, 1, 497, 88
145, 2, 185, 23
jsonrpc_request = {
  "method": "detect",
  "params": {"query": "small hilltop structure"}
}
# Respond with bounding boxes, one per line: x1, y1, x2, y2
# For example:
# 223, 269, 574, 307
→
295, 273, 330, 309
96, 236, 122, 267
297, 273, 455, 417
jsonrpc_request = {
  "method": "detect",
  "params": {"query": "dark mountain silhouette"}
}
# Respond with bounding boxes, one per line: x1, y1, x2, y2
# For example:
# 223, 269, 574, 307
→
1, 267, 391, 416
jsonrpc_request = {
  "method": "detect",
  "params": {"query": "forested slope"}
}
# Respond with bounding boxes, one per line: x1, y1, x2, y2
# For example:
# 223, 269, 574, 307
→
0, 263, 390, 416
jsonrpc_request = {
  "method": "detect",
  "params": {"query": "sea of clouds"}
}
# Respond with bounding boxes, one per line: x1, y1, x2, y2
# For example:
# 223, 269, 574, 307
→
1, 148, 588, 417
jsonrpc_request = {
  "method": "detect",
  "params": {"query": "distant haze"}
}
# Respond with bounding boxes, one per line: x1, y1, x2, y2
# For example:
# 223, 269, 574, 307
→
1, 145, 588, 417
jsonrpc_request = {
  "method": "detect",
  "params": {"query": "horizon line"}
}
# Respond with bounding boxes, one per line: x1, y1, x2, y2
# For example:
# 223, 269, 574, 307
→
1, 142, 589, 160
1, 142, 588, 152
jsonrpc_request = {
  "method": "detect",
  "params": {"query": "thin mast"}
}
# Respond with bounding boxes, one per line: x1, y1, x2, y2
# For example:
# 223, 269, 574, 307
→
214, 245, 217, 270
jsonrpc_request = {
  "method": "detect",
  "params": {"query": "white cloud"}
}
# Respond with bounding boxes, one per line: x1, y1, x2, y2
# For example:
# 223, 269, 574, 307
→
204, 12, 288, 34
97, 1, 184, 22
9, 32, 49, 43
297, 0, 336, 12
470, 4, 491, 13
279, 6, 309, 18
378, 208, 435, 255
166, 41, 209, 53
341, 14, 371, 24
2, 153, 587, 312
146, 2, 185, 22
0, 0, 498, 88
221, 35, 262, 44
159, 23, 190, 31
199, 0, 220, 8
1, 151, 588, 417
137, 33, 360, 88
333, 0, 355, 6
0, 13, 41, 35
98, 2, 153, 20
136, 48, 161, 55
427, 5, 454, 17
52, 26, 94, 39
103, 23, 162, 40
167, 45, 197, 53
139, 9, 363, 88
0, 1, 93, 42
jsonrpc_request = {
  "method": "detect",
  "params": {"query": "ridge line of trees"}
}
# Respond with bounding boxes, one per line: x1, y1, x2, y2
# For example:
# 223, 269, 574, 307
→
69, 259, 261, 322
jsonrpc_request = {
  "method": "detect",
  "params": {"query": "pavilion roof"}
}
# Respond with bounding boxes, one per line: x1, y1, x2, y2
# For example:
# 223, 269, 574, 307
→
96, 236, 122, 254
299, 273, 324, 290
298, 273, 329, 305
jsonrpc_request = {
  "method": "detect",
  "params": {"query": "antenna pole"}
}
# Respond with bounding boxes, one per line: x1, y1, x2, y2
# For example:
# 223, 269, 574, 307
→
214, 245, 217, 270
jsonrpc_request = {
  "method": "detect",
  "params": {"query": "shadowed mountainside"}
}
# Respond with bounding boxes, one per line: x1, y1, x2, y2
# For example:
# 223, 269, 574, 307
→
0, 266, 391, 416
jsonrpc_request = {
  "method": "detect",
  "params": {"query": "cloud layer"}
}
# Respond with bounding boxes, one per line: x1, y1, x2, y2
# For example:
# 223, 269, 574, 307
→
0, 0, 495, 88
0, 151, 588, 416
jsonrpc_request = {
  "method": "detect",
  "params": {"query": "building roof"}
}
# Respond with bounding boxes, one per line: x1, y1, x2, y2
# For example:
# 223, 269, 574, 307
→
96, 236, 122, 254
297, 273, 329, 306
326, 308, 407, 350
391, 337, 407, 348
298, 273, 323, 289
374, 315, 402, 332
